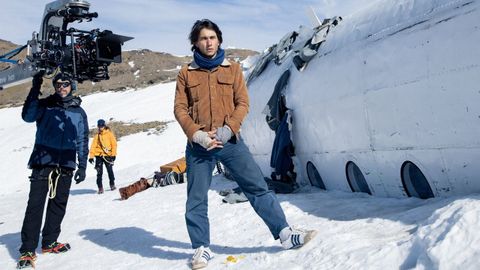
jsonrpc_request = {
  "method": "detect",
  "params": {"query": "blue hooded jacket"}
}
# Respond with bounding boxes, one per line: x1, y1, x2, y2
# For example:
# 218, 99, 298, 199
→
22, 85, 89, 170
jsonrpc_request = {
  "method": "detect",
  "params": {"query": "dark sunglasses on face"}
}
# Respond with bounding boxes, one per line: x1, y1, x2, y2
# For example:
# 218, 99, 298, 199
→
55, 81, 71, 88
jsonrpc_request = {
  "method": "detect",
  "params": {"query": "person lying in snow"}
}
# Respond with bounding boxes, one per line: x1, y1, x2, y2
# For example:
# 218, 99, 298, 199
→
119, 157, 187, 200
118, 171, 185, 200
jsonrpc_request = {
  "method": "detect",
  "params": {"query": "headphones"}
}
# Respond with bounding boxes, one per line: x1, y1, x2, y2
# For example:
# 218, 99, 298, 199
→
70, 80, 77, 91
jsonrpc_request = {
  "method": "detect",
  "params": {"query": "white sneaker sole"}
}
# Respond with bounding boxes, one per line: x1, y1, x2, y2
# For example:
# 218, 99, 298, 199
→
303, 230, 318, 247
191, 261, 207, 270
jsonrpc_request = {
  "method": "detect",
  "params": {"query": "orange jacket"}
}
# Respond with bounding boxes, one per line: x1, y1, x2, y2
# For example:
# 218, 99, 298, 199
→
89, 128, 117, 158
174, 59, 249, 141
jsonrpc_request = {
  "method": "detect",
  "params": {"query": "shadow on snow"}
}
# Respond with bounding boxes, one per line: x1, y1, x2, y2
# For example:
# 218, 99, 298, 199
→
0, 232, 20, 261
70, 188, 98, 196
79, 227, 281, 260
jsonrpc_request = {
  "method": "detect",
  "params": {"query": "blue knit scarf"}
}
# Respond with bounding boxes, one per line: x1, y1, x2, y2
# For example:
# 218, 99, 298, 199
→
193, 48, 225, 70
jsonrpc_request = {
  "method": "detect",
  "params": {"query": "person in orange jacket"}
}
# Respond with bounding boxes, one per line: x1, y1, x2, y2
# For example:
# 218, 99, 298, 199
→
89, 119, 117, 194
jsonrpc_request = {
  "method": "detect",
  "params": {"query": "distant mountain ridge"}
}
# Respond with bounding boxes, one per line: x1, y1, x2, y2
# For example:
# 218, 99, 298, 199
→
0, 39, 258, 107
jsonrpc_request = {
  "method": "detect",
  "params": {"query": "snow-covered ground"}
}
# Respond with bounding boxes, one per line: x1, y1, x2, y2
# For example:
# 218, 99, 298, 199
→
0, 82, 479, 270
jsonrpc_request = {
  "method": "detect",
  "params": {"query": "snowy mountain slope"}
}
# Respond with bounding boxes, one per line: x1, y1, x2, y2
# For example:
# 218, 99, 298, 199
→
0, 82, 479, 269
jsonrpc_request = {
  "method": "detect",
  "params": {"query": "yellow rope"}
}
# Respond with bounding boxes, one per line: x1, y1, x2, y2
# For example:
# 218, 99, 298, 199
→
102, 155, 115, 165
43, 67, 60, 79
48, 168, 61, 199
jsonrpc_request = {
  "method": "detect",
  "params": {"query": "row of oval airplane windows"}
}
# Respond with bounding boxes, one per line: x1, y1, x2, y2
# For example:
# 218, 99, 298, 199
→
306, 160, 434, 199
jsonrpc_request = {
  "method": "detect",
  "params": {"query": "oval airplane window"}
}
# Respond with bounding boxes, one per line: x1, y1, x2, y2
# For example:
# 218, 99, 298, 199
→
401, 161, 434, 199
346, 161, 372, 195
306, 161, 326, 189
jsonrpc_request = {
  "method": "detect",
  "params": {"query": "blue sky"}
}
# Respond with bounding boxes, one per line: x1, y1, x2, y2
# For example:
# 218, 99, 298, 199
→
0, 0, 373, 55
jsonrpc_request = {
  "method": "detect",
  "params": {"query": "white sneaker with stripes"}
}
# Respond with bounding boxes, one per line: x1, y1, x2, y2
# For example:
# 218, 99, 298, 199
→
191, 246, 213, 270
279, 227, 318, 249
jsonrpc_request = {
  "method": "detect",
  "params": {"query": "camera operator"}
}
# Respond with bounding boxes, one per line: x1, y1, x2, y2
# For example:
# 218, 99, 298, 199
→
17, 72, 89, 269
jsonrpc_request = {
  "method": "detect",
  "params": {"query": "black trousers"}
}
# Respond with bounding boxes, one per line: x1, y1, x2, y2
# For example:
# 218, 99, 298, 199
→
20, 167, 72, 253
95, 156, 115, 188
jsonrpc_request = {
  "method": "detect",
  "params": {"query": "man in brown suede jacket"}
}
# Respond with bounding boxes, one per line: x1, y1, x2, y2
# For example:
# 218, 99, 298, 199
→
174, 50, 248, 141
174, 19, 316, 270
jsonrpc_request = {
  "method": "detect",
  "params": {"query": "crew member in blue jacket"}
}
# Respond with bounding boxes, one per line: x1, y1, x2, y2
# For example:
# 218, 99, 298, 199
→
16, 72, 89, 269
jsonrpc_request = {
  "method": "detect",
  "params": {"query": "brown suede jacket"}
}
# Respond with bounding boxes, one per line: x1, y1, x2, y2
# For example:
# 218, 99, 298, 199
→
174, 59, 249, 141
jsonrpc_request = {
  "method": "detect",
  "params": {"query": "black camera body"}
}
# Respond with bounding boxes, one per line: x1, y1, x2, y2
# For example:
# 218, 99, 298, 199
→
0, 0, 132, 89
31, 26, 131, 83
29, 0, 133, 83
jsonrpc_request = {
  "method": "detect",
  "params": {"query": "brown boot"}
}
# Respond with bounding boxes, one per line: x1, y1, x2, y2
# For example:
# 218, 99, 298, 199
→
98, 187, 104, 194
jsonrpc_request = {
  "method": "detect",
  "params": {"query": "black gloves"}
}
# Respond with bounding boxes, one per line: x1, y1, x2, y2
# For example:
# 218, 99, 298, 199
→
74, 168, 86, 184
28, 71, 45, 99
32, 71, 44, 87
88, 158, 94, 165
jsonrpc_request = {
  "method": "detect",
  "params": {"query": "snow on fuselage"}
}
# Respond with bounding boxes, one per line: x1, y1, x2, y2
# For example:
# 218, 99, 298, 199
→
242, 0, 480, 198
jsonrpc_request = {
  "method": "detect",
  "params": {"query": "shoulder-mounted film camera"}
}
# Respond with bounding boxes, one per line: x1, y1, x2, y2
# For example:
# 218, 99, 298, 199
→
0, 0, 133, 90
